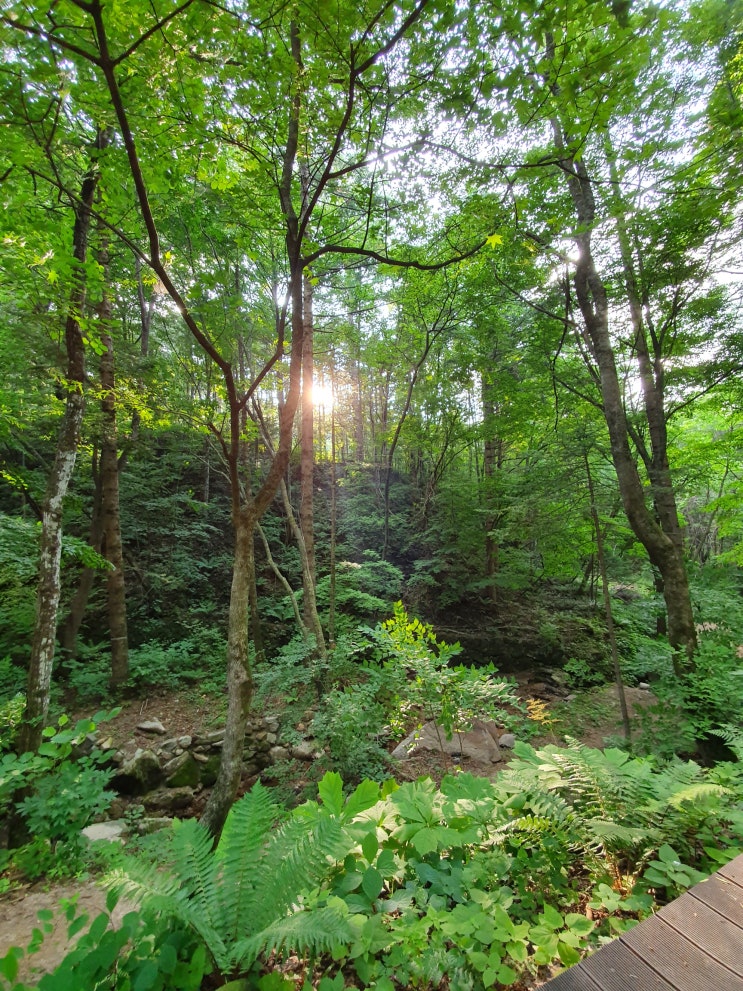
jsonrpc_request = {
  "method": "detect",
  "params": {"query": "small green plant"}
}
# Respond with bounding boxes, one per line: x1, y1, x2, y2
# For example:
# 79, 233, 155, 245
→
0, 710, 118, 880
367, 602, 523, 748
311, 674, 392, 783
0, 895, 209, 991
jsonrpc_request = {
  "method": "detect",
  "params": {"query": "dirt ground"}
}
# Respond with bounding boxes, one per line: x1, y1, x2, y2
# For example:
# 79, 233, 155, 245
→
0, 681, 655, 984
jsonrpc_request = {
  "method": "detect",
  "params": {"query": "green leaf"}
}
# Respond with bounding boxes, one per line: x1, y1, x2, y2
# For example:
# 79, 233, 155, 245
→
558, 940, 581, 967
318, 772, 344, 817
344, 779, 381, 820
361, 831, 379, 863
497, 962, 519, 985
539, 904, 564, 930
361, 866, 383, 901
411, 826, 440, 855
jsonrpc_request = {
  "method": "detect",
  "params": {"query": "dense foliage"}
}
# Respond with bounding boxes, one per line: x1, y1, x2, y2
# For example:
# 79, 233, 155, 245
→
1, 0, 742, 985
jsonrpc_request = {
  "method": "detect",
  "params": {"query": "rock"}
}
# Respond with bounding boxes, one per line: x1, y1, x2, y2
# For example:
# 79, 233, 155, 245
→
143, 786, 194, 813
265, 732, 277, 745
291, 740, 318, 761
566, 693, 577, 702
178, 735, 192, 748
498, 733, 516, 749
137, 718, 167, 735
639, 682, 650, 690
163, 752, 201, 789
392, 720, 503, 763
192, 751, 209, 763
136, 817, 172, 835
269, 745, 290, 763
200, 754, 221, 787
193, 729, 225, 746
82, 820, 127, 843
265, 717, 280, 733
112, 748, 163, 795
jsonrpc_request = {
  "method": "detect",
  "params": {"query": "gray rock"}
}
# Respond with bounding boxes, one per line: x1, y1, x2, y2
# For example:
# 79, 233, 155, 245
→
113, 748, 163, 795
178, 735, 192, 748
265, 732, 277, 745
82, 820, 127, 843
143, 786, 194, 813
291, 739, 318, 761
498, 733, 516, 749
163, 752, 201, 789
137, 718, 167, 735
392, 720, 503, 763
639, 682, 650, 690
136, 817, 172, 835
265, 717, 280, 733
269, 745, 290, 763
193, 729, 225, 746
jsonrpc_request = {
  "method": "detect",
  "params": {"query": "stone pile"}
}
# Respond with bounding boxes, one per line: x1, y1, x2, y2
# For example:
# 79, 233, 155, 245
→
100, 714, 282, 814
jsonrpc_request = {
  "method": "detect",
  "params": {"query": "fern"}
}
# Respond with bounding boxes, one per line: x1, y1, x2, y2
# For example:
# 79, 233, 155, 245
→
105, 780, 352, 980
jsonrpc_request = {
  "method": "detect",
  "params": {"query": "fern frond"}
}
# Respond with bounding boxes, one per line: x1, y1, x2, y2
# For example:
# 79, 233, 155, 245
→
231, 901, 353, 971
247, 813, 347, 933
213, 781, 284, 941
105, 861, 231, 971
171, 818, 222, 937
666, 782, 729, 808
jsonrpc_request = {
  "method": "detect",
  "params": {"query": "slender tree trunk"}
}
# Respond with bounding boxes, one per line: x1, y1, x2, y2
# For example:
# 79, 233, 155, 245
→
19, 132, 106, 754
99, 284, 129, 686
59, 455, 102, 659
300, 269, 317, 623
482, 369, 501, 605
199, 510, 255, 837
328, 364, 337, 647
584, 452, 631, 741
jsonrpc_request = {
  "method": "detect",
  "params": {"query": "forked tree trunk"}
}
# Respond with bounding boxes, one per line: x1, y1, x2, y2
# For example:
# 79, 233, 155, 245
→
19, 133, 106, 754
552, 119, 697, 672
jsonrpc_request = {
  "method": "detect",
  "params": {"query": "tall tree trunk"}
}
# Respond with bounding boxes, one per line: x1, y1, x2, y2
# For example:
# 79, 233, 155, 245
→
552, 116, 697, 672
300, 269, 317, 625
19, 132, 106, 754
98, 242, 129, 688
482, 368, 501, 605
584, 452, 631, 741
199, 510, 255, 836
58, 454, 102, 659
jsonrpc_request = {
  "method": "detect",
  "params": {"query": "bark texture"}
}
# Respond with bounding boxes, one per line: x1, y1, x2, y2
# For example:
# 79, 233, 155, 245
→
19, 134, 106, 754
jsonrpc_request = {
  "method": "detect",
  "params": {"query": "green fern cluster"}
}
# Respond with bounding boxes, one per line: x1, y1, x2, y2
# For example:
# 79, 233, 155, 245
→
500, 739, 741, 889
107, 781, 352, 977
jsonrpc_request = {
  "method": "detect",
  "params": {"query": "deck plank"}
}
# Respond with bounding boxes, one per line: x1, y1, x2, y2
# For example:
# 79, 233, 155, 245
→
686, 871, 743, 921
541, 853, 743, 990
620, 912, 743, 991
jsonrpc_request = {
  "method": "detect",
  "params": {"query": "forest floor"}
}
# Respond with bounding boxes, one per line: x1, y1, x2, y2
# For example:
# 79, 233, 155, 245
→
0, 681, 656, 986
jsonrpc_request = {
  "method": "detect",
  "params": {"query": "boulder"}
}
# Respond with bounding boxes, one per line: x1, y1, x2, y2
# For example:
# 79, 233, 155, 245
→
137, 718, 167, 735
143, 786, 194, 813
163, 752, 201, 789
392, 719, 503, 764
82, 820, 127, 843
498, 733, 516, 749
269, 745, 290, 763
291, 739, 319, 761
112, 748, 163, 795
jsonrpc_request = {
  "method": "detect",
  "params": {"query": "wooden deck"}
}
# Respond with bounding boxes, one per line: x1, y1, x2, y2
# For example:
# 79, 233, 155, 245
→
543, 854, 743, 990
